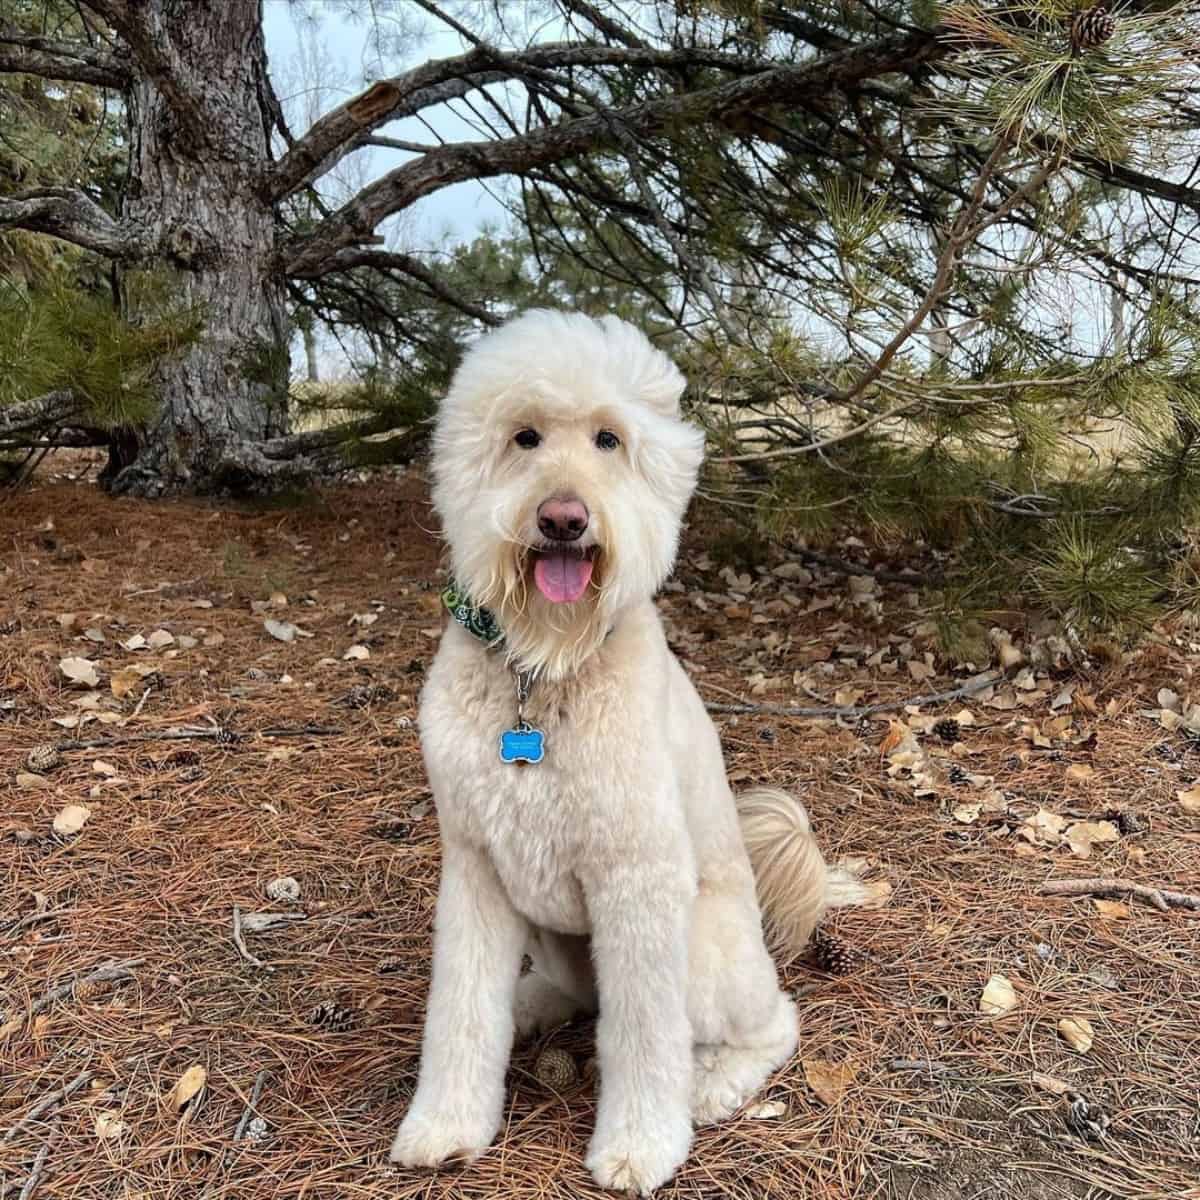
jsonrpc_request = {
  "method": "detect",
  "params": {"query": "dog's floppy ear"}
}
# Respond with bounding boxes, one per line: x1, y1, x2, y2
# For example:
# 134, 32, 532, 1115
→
597, 316, 686, 417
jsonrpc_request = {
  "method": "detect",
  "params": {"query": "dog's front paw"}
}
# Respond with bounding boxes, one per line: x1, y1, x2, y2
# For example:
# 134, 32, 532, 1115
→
586, 1113, 692, 1196
389, 1106, 497, 1170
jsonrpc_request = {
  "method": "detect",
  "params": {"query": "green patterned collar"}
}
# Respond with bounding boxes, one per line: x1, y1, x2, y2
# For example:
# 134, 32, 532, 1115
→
442, 579, 504, 647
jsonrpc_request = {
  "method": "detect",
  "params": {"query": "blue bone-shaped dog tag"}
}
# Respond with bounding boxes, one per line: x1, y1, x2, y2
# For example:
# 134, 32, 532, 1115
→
499, 723, 545, 764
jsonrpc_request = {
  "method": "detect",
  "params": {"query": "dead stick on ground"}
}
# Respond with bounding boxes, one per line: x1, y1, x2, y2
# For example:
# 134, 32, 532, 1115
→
4, 1071, 91, 1142
201, 1069, 271, 1197
17, 1144, 48, 1200
231, 1069, 270, 1148
10, 960, 142, 1032
231, 907, 269, 970
704, 673, 999, 720
1039, 878, 1200, 913
52, 724, 342, 752
2, 907, 73, 939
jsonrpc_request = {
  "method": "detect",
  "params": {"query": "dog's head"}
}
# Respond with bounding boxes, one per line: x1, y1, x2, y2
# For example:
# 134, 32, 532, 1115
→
431, 309, 705, 679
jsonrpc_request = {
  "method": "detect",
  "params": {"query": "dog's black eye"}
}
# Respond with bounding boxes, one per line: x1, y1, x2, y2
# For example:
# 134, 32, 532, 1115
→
595, 430, 620, 451
514, 429, 541, 450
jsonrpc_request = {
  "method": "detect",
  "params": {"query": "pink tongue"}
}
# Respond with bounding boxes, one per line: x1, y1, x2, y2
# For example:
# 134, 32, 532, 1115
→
534, 552, 594, 603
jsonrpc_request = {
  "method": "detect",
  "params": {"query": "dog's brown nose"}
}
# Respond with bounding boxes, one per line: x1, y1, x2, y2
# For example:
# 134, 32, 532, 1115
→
537, 497, 589, 541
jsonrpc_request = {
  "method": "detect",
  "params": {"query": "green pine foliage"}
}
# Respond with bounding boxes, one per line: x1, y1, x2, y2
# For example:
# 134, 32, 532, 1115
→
0, 272, 203, 429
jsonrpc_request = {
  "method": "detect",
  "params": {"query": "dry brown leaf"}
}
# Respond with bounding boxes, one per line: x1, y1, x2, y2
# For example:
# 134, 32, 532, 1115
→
1176, 786, 1200, 814
147, 629, 174, 649
1064, 763, 1095, 783
171, 1063, 207, 1110
803, 1058, 858, 1106
1092, 899, 1130, 919
59, 656, 99, 687
1031, 1071, 1070, 1096
1058, 1016, 1095, 1054
53, 804, 91, 836
94, 1111, 127, 1139
16, 772, 51, 790
92, 759, 118, 777
979, 973, 1018, 1016
1065, 820, 1119, 859
1019, 807, 1068, 846
952, 801, 982, 824
879, 720, 908, 758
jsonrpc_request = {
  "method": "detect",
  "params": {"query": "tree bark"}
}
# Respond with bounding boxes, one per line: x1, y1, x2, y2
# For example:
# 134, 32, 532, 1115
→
106, 0, 289, 497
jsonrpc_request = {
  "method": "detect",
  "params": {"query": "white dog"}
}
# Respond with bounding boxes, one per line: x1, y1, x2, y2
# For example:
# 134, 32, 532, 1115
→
389, 310, 866, 1194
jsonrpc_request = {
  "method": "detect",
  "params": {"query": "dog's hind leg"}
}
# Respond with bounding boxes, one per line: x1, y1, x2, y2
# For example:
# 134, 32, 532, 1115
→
515, 929, 596, 1040
687, 871, 799, 1125
690, 994, 797, 1125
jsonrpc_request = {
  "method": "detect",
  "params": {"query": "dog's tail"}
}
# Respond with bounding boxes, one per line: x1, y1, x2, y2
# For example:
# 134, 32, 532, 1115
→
735, 787, 875, 958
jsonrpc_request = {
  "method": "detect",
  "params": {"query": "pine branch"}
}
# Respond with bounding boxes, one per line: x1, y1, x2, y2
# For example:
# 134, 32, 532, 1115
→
0, 34, 128, 88
265, 43, 786, 202
281, 27, 946, 274
0, 189, 148, 260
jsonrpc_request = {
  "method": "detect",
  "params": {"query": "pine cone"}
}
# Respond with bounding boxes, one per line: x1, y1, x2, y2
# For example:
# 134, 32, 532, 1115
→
933, 717, 960, 744
265, 875, 301, 903
308, 999, 354, 1032
809, 927, 865, 975
74, 977, 109, 1002
25, 745, 62, 773
1070, 5, 1115, 52
533, 1047, 578, 1091
1105, 808, 1146, 835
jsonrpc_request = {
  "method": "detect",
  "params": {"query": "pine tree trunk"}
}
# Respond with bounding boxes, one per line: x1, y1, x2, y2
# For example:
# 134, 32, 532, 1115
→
104, 0, 289, 497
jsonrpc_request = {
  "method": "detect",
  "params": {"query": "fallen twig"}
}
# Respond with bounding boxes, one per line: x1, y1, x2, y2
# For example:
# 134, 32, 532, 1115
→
200, 1068, 272, 1197
231, 1068, 270, 1146
231, 906, 268, 970
53, 724, 342, 752
704, 673, 999, 720
17, 1144, 48, 1200
2, 907, 73, 939
1039, 877, 1200, 913
2, 961, 143, 1039
5, 1072, 92, 1142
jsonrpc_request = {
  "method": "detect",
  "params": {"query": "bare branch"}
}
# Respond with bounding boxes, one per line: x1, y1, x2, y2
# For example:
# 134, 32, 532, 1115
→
265, 42, 790, 202
293, 247, 501, 326
0, 391, 84, 437
0, 33, 127, 87
0, 188, 147, 259
283, 27, 944, 275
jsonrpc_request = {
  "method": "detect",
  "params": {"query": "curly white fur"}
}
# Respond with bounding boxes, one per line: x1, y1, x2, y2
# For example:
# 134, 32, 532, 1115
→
390, 310, 860, 1195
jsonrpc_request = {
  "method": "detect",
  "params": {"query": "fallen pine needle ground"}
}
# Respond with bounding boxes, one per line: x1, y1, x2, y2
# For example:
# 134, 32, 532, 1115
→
2, 465, 1198, 1200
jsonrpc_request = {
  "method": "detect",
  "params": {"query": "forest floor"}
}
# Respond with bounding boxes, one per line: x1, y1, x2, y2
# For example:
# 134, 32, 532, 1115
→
2, 462, 1199, 1200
